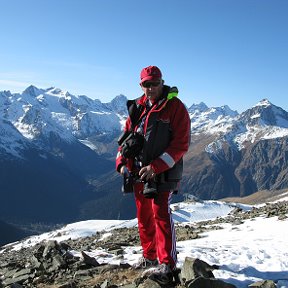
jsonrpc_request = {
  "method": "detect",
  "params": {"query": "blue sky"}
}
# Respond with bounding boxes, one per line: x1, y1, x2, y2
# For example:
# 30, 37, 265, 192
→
0, 0, 287, 112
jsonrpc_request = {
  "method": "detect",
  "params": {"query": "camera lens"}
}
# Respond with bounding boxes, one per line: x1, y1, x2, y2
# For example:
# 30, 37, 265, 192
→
122, 174, 134, 193
143, 181, 158, 198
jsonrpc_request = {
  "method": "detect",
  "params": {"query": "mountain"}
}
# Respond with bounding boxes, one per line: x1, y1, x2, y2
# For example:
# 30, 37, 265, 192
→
0, 86, 125, 146
1, 85, 288, 233
0, 86, 129, 232
183, 98, 288, 199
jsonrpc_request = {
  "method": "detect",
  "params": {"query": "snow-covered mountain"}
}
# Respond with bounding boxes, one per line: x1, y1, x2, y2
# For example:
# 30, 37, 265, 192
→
184, 98, 288, 200
0, 85, 127, 158
188, 98, 288, 151
2, 85, 288, 159
0, 86, 126, 227
233, 99, 288, 149
1, 85, 288, 229
189, 102, 238, 136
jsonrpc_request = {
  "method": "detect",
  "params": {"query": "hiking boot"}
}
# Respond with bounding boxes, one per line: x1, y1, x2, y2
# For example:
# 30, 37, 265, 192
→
148, 263, 173, 285
133, 256, 158, 269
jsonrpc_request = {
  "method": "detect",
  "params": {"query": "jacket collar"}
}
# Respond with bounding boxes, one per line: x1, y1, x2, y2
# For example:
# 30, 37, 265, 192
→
136, 85, 175, 106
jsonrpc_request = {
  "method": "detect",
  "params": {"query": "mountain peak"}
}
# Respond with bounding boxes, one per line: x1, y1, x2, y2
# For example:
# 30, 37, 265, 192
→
22, 85, 44, 97
106, 94, 128, 115
112, 94, 127, 102
254, 98, 272, 108
215, 105, 238, 117
188, 102, 208, 113
238, 98, 288, 132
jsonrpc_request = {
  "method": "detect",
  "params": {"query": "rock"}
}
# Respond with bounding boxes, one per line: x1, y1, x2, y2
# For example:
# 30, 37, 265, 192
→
278, 214, 287, 220
180, 257, 217, 284
179, 257, 235, 288
100, 279, 110, 288
249, 280, 277, 288
138, 278, 162, 288
3, 274, 30, 286
186, 276, 236, 288
177, 226, 199, 241
50, 254, 67, 271
232, 218, 244, 225
3, 268, 19, 279
2, 267, 35, 286
30, 255, 42, 268
73, 269, 94, 281
109, 248, 124, 256
10, 284, 24, 288
58, 281, 78, 288
12, 269, 33, 279
99, 279, 119, 288
42, 240, 59, 258
229, 207, 243, 215
81, 251, 100, 267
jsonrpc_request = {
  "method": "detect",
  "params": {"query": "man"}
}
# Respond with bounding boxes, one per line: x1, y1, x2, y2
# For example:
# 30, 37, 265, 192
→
116, 65, 190, 285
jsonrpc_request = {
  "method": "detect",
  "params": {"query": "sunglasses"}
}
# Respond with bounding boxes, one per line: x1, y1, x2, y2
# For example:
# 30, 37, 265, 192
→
142, 81, 161, 88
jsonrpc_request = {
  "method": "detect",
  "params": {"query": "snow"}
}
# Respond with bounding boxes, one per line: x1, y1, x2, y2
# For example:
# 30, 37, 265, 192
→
254, 99, 272, 108
78, 139, 98, 151
190, 111, 235, 135
234, 125, 288, 149
0, 86, 128, 158
205, 139, 224, 153
0, 118, 29, 158
2, 199, 287, 287
271, 191, 288, 203
251, 113, 261, 119
171, 200, 237, 222
188, 97, 288, 152
177, 216, 288, 287
261, 127, 288, 140
2, 86, 288, 159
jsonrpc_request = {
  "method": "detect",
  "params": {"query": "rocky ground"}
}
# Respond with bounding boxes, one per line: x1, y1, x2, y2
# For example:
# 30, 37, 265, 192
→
0, 201, 287, 288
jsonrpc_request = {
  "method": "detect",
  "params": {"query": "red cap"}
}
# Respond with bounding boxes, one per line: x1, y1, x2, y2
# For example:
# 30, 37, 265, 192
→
140, 66, 162, 83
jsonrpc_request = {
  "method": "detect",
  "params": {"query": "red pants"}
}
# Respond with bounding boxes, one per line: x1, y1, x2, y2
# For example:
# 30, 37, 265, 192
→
134, 182, 177, 269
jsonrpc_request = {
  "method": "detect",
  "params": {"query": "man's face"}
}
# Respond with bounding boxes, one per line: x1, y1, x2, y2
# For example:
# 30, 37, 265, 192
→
141, 80, 164, 101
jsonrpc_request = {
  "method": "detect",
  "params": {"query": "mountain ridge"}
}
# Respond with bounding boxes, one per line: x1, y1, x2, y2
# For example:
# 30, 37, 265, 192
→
2, 87, 288, 157
1, 86, 288, 235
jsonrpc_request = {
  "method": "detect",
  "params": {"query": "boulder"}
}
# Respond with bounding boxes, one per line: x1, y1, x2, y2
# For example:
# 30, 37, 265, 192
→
180, 257, 217, 283
249, 280, 277, 288
180, 257, 235, 288
186, 276, 236, 288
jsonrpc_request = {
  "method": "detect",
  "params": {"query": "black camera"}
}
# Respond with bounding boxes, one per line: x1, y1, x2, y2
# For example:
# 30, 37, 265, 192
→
142, 180, 158, 199
122, 173, 134, 193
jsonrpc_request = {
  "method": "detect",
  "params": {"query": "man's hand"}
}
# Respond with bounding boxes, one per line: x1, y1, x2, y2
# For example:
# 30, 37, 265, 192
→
139, 165, 156, 181
120, 166, 129, 175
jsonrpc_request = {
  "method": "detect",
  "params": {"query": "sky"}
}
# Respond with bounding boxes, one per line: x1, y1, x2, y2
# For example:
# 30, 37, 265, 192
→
2, 198, 288, 287
0, 0, 287, 113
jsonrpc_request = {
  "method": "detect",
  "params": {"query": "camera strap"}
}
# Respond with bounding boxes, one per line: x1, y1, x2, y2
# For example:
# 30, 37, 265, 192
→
136, 100, 154, 135
135, 97, 167, 133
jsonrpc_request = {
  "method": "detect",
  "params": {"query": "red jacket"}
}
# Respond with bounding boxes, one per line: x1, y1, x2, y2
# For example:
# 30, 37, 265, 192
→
116, 86, 190, 191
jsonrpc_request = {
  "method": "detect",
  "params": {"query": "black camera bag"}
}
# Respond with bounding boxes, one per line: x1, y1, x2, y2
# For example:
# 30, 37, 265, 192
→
121, 132, 144, 159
